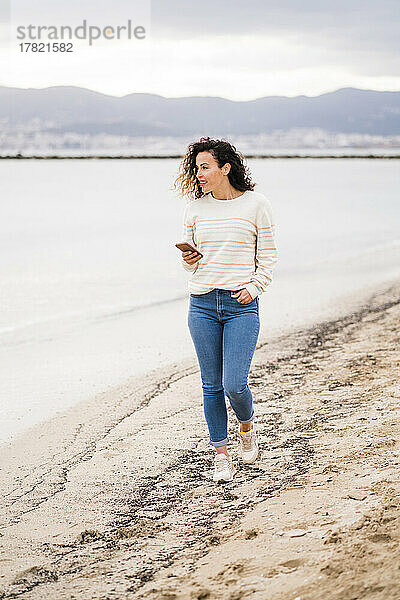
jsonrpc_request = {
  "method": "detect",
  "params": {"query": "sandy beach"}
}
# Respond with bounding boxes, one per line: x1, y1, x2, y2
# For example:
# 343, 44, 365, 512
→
0, 279, 399, 600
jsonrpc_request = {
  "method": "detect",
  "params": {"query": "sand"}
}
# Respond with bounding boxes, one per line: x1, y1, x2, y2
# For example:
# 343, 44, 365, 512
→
0, 280, 399, 600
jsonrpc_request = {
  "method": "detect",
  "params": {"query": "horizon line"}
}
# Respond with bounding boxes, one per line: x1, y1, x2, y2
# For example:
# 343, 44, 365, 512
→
1, 84, 400, 103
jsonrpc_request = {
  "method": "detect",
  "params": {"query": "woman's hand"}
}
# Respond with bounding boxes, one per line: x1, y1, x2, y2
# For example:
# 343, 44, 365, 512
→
231, 289, 253, 304
182, 250, 202, 265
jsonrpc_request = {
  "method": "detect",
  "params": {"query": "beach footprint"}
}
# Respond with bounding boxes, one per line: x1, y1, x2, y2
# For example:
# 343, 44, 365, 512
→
279, 558, 304, 571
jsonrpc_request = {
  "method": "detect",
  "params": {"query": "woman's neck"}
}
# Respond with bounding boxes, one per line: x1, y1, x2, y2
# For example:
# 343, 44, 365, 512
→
210, 184, 243, 200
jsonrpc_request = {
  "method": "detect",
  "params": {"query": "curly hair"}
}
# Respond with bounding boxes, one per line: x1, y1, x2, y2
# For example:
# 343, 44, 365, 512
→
173, 136, 256, 200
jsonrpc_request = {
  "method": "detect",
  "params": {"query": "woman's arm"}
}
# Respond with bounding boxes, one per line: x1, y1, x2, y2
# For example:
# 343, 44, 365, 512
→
181, 204, 199, 274
244, 196, 278, 299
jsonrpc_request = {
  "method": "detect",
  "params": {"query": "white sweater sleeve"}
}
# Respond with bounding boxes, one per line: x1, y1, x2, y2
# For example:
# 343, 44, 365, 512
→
244, 197, 278, 299
180, 203, 199, 274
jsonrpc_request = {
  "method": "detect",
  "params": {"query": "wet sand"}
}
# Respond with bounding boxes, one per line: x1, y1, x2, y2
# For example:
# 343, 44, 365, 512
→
0, 280, 399, 599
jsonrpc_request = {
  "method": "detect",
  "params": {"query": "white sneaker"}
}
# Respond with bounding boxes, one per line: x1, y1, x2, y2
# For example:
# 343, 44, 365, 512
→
239, 422, 259, 463
212, 453, 237, 482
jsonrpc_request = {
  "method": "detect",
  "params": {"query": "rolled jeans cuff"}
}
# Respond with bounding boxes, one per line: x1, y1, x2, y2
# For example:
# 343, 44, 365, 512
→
237, 410, 254, 424
211, 436, 229, 447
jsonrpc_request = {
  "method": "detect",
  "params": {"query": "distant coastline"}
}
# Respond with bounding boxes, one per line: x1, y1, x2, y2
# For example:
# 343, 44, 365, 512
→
1, 153, 400, 159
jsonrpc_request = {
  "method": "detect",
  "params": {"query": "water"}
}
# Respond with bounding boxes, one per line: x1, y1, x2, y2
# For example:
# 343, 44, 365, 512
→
1, 158, 399, 445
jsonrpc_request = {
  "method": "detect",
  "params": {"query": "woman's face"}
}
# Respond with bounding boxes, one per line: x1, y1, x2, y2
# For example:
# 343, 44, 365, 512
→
195, 151, 228, 193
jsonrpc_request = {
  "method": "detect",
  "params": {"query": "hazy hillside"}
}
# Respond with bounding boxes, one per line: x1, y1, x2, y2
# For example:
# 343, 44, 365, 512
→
1, 86, 399, 136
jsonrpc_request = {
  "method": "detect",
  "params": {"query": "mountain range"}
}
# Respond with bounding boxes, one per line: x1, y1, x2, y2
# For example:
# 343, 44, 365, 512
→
0, 86, 399, 137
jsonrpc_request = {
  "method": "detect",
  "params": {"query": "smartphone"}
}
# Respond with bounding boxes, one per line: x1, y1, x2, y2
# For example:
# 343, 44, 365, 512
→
175, 242, 203, 258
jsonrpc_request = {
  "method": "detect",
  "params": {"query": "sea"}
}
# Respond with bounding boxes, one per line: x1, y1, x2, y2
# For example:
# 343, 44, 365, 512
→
1, 156, 399, 445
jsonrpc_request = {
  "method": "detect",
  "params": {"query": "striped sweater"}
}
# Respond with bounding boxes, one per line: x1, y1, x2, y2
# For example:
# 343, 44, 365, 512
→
180, 189, 278, 299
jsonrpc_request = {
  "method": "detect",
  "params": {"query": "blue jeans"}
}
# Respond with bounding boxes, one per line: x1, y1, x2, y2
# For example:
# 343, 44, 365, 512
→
188, 288, 260, 447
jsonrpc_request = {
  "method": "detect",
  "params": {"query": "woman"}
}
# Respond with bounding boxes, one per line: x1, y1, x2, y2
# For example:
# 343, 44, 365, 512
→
174, 137, 278, 483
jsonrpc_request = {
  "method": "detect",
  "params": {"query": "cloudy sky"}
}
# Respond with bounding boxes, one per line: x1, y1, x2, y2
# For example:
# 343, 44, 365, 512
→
0, 0, 399, 100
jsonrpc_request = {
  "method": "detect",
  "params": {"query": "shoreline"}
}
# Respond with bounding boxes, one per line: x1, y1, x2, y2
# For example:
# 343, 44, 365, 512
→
1, 154, 400, 160
2, 272, 399, 449
0, 279, 399, 599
